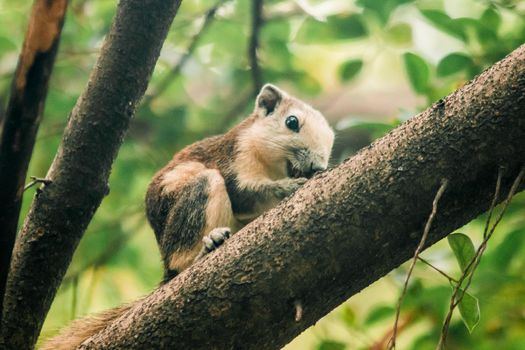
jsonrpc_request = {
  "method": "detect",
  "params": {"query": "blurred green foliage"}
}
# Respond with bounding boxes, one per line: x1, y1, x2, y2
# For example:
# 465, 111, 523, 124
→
0, 0, 524, 348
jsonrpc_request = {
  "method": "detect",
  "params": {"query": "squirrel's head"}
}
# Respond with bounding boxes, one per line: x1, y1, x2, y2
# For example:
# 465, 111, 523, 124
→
241, 84, 334, 179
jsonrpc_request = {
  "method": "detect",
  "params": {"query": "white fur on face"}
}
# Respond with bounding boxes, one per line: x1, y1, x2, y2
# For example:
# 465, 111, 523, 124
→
236, 86, 334, 184
282, 101, 334, 169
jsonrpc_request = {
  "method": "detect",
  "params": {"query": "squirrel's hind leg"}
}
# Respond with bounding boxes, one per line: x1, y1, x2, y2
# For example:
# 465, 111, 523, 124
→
162, 165, 237, 280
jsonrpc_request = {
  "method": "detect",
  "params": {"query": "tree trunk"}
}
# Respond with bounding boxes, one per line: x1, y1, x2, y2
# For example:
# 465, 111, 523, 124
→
0, 0, 182, 348
79, 45, 525, 349
0, 0, 67, 319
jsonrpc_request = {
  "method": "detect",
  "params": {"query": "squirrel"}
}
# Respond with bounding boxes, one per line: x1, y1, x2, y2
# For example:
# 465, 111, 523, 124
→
146, 83, 335, 282
41, 84, 334, 349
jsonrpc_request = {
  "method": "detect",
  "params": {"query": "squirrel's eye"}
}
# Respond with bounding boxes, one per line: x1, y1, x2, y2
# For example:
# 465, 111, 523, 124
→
285, 115, 300, 132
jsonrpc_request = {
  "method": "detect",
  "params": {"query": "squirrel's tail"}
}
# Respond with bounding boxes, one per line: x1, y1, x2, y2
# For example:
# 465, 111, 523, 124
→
39, 303, 133, 350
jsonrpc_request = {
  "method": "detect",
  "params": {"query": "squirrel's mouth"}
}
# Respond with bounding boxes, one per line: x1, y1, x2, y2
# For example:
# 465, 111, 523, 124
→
286, 160, 303, 179
287, 159, 323, 179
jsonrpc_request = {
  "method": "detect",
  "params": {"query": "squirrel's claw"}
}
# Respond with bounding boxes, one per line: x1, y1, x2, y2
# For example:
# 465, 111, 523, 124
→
194, 227, 231, 262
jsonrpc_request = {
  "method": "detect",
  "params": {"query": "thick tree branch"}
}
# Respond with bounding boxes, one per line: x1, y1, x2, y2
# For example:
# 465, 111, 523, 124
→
79, 45, 525, 349
0, 0, 182, 348
0, 0, 67, 319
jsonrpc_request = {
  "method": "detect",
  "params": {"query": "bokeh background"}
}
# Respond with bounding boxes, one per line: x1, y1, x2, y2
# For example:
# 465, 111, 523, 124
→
1, 0, 524, 349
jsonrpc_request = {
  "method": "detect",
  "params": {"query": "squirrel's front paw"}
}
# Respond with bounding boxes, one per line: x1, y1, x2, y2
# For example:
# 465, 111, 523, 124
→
194, 227, 231, 261
275, 177, 308, 198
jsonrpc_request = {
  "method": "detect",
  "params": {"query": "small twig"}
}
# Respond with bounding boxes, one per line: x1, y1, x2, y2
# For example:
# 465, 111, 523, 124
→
389, 179, 449, 350
370, 313, 415, 350
294, 300, 303, 322
248, 0, 264, 95
482, 166, 503, 239
23, 176, 52, 191
143, 1, 227, 106
418, 256, 459, 284
437, 166, 524, 349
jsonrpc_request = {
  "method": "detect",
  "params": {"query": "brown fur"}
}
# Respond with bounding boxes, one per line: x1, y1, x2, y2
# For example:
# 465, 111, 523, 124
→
39, 303, 134, 350
145, 84, 334, 276
145, 116, 257, 276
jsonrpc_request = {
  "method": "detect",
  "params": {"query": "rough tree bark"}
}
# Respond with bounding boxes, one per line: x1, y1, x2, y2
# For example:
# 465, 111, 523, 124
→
0, 0, 67, 319
78, 44, 525, 349
0, 0, 182, 348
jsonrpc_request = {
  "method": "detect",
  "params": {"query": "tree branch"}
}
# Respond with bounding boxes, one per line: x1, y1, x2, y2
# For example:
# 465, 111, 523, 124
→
0, 0, 67, 321
248, 0, 264, 94
79, 45, 525, 349
0, 0, 183, 348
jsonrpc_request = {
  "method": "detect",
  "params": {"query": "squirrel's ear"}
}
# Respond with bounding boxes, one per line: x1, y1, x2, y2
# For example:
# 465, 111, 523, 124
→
255, 84, 283, 116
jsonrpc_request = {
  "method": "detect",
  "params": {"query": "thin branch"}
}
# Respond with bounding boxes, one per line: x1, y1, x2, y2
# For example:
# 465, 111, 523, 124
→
370, 313, 415, 350
143, 1, 226, 106
389, 179, 449, 350
23, 176, 52, 192
0, 0, 68, 325
482, 166, 503, 239
417, 256, 459, 284
248, 0, 264, 95
437, 165, 525, 349
437, 169, 503, 349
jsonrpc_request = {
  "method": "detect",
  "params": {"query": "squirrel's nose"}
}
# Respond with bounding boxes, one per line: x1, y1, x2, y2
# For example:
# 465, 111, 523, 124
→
304, 163, 325, 179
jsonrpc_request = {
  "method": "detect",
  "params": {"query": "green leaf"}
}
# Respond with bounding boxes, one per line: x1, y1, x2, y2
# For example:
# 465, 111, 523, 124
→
402, 52, 430, 94
410, 334, 436, 350
386, 23, 412, 46
476, 26, 498, 48
340, 305, 356, 326
490, 228, 525, 271
405, 285, 450, 318
448, 233, 476, 272
476, 9, 500, 48
0, 36, 17, 51
420, 10, 466, 42
364, 305, 395, 325
297, 14, 367, 43
456, 289, 480, 333
480, 8, 501, 31
335, 15, 368, 38
316, 340, 346, 350
339, 60, 363, 81
436, 53, 473, 77
357, 0, 414, 24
